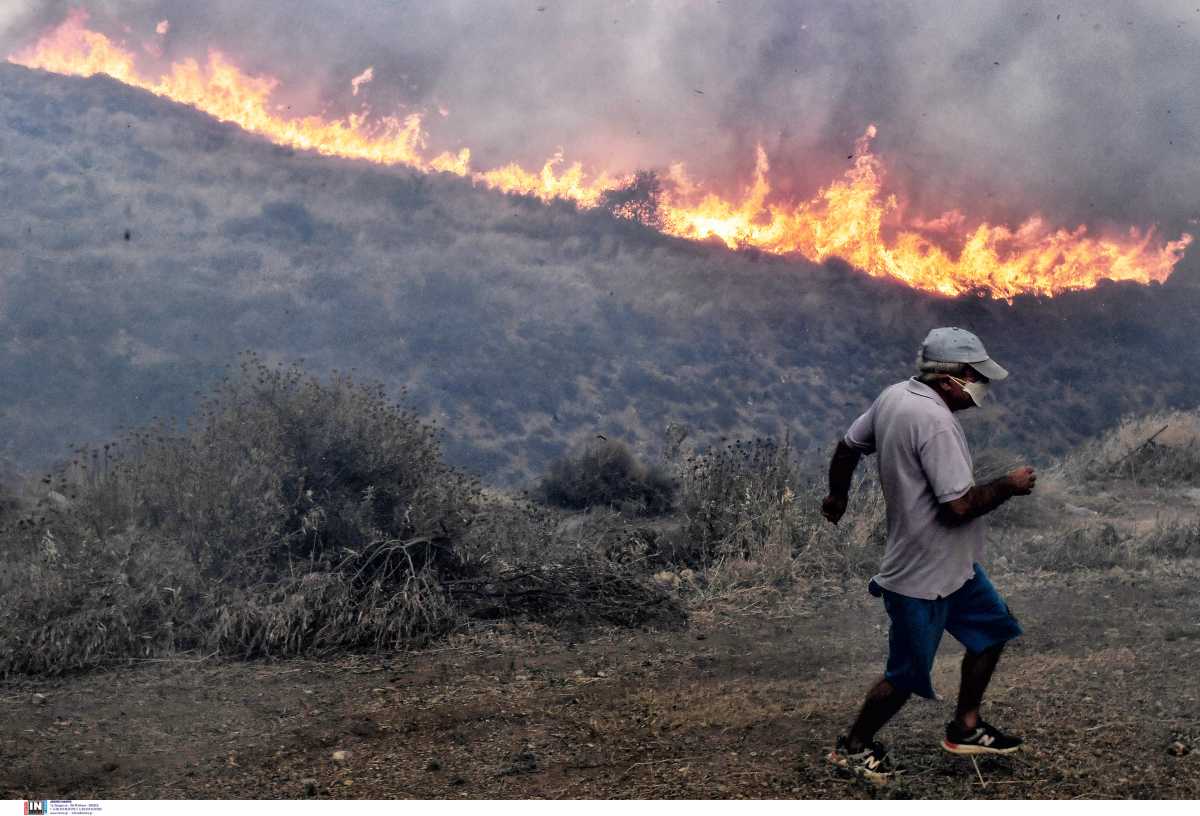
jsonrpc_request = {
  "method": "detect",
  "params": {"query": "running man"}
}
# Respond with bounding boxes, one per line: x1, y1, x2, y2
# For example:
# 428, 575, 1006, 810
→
823, 327, 1036, 783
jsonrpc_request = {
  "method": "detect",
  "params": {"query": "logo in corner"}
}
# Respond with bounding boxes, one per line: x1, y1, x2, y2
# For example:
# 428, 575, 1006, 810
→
24, 803, 48, 816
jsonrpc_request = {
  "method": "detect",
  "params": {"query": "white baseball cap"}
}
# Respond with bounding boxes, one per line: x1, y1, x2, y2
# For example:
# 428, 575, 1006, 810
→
920, 327, 1009, 381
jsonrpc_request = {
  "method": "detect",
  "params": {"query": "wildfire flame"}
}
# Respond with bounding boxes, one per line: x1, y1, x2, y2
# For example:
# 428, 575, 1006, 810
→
658, 129, 1192, 298
10, 11, 1193, 299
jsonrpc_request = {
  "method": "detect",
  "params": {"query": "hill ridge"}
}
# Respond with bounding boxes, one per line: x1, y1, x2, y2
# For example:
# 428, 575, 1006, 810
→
2, 62, 1199, 482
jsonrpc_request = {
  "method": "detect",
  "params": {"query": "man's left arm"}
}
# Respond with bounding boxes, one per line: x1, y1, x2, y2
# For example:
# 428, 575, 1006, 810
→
939, 466, 1037, 525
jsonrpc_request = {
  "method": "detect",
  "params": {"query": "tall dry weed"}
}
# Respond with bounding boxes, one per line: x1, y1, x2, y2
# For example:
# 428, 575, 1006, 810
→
674, 438, 885, 588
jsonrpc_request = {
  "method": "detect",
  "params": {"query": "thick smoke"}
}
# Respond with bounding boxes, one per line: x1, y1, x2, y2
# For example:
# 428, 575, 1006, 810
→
4, 0, 1200, 238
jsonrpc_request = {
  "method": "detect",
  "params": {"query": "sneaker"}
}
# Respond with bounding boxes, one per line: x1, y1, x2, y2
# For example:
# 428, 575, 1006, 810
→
942, 719, 1023, 755
827, 736, 896, 783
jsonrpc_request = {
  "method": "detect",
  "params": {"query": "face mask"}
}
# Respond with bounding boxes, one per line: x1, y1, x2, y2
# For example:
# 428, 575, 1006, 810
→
948, 375, 989, 407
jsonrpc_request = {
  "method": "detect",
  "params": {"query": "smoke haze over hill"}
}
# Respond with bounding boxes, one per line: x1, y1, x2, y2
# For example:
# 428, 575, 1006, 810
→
2, 63, 1200, 483
4, 0, 1200, 240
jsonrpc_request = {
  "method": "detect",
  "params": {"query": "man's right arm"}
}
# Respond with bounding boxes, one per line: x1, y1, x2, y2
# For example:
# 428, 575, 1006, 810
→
939, 466, 1036, 525
821, 440, 863, 524
824, 402, 876, 525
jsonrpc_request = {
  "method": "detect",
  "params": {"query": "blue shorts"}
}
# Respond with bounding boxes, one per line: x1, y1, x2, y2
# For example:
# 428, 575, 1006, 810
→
870, 563, 1022, 700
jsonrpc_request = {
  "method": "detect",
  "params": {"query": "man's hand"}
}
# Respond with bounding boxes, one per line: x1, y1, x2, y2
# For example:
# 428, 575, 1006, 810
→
822, 494, 848, 524
1007, 466, 1037, 495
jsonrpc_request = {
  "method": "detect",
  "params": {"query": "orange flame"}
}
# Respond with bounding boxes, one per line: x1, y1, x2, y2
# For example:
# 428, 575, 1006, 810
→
656, 128, 1193, 298
10, 12, 1193, 299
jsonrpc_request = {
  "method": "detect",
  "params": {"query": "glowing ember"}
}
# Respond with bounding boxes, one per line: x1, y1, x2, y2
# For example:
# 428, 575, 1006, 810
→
9, 11, 1193, 299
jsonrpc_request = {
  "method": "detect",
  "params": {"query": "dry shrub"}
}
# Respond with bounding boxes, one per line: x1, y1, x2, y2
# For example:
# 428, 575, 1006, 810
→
1, 355, 471, 675
123, 357, 476, 579
0, 356, 680, 677
674, 438, 885, 586
540, 438, 675, 516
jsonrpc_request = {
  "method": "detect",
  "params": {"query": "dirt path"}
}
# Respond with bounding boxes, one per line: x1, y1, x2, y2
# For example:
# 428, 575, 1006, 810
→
3, 564, 1198, 799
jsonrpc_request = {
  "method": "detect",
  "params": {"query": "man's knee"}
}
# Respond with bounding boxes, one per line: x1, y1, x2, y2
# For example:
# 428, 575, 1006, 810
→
870, 677, 913, 703
965, 640, 1005, 661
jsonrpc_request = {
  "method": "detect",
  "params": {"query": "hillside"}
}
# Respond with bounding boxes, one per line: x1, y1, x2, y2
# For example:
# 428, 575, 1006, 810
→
3, 62, 1200, 483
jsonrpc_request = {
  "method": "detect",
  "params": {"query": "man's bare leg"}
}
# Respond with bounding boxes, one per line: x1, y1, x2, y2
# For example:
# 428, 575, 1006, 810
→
846, 677, 912, 751
954, 643, 1004, 729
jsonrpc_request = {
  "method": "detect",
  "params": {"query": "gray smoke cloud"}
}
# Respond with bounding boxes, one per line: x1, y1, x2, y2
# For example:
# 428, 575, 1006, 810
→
5, 0, 1200, 241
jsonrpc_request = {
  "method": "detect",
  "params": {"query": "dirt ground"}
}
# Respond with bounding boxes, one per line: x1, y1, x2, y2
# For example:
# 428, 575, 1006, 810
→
3, 563, 1198, 800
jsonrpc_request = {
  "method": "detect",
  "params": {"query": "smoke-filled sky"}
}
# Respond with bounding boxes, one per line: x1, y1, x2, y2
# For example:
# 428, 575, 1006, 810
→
5, 0, 1200, 236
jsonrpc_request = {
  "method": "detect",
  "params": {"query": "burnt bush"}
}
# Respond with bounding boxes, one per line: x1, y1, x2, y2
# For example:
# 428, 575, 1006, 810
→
600, 170, 665, 229
447, 560, 685, 629
539, 438, 675, 516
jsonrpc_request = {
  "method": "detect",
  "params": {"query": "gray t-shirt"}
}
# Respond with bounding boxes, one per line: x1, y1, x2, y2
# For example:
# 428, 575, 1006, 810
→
844, 378, 984, 600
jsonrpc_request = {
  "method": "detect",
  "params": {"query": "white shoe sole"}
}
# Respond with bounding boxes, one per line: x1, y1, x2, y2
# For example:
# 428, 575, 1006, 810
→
941, 739, 1021, 756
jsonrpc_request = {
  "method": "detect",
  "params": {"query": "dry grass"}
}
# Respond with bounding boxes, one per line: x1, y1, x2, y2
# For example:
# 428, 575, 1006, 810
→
1000, 515, 1200, 574
1060, 410, 1200, 487
989, 408, 1200, 572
